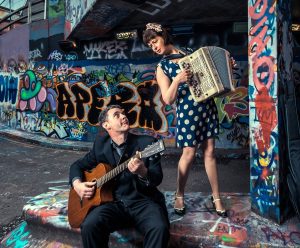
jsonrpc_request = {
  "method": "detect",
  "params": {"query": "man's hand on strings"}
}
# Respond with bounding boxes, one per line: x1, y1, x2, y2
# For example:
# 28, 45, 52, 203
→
128, 155, 148, 178
73, 179, 96, 199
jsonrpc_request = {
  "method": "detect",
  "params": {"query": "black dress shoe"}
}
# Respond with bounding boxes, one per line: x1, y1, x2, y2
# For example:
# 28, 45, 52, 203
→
211, 196, 228, 218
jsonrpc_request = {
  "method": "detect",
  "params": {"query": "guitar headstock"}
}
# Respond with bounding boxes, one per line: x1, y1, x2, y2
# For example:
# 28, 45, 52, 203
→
140, 140, 165, 159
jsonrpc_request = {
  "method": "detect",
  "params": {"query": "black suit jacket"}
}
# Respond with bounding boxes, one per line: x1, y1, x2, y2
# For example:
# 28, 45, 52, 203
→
69, 131, 166, 207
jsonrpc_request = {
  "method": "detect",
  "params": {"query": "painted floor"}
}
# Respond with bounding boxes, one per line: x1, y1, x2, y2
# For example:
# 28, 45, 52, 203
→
1, 189, 300, 248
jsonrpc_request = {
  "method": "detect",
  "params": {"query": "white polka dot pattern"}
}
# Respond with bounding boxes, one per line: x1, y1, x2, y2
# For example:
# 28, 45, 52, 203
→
159, 55, 219, 148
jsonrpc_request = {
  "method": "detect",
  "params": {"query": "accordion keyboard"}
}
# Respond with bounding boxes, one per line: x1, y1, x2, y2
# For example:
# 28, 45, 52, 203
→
179, 46, 234, 102
189, 55, 215, 98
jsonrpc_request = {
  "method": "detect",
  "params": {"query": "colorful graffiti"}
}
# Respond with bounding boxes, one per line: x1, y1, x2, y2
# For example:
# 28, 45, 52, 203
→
0, 57, 28, 74
1, 12, 250, 147
0, 74, 18, 105
1, 221, 30, 248
248, 0, 278, 221
215, 62, 249, 148
49, 0, 65, 18
0, 73, 18, 127
2, 190, 300, 247
248, 0, 293, 222
10, 61, 249, 146
55, 80, 167, 131
18, 70, 57, 113
65, 0, 94, 38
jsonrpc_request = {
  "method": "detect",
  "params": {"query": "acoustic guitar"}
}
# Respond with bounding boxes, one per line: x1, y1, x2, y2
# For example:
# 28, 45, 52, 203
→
68, 139, 165, 228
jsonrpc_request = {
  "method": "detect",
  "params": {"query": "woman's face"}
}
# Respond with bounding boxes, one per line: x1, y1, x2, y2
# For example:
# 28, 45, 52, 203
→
147, 36, 166, 55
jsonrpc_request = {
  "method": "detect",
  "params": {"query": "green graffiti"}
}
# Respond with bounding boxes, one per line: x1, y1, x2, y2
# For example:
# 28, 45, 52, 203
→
214, 97, 226, 122
117, 74, 130, 82
20, 70, 42, 100
5, 221, 30, 248
222, 236, 236, 242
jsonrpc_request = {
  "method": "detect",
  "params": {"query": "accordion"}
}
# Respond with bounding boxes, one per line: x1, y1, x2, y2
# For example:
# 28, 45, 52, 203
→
178, 46, 235, 102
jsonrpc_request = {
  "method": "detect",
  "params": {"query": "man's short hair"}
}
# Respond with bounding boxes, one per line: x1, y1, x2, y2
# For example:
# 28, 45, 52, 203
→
98, 104, 123, 126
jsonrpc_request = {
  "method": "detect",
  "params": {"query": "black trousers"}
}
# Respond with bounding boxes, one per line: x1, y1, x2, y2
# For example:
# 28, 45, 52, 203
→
80, 199, 170, 248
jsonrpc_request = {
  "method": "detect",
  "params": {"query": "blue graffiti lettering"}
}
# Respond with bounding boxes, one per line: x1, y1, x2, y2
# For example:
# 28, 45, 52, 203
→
0, 75, 18, 104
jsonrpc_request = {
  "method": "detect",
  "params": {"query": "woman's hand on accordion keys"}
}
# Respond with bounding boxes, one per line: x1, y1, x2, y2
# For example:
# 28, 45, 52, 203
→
175, 69, 193, 85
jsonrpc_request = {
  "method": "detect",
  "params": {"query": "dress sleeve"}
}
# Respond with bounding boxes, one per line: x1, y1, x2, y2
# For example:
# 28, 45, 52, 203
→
157, 59, 172, 81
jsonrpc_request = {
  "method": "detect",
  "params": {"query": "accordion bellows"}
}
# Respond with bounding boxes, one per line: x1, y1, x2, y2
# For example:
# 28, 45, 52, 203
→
178, 46, 235, 102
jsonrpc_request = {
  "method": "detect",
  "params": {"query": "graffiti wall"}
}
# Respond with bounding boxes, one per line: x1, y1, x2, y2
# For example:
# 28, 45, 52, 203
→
0, 73, 19, 128
0, 25, 29, 128
0, 25, 29, 74
248, 0, 294, 222
64, 0, 95, 38
0, 7, 250, 149
13, 58, 249, 148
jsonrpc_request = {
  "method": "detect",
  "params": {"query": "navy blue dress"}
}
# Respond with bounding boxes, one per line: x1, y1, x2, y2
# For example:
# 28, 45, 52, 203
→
158, 53, 219, 148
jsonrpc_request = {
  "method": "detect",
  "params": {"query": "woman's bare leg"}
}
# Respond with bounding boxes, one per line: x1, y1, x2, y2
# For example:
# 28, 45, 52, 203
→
174, 146, 196, 209
201, 138, 225, 211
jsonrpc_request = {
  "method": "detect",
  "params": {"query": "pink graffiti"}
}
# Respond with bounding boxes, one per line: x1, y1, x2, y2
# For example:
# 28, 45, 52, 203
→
252, 56, 275, 92
249, 0, 277, 152
223, 88, 248, 120
19, 86, 57, 113
19, 86, 47, 112
248, 0, 268, 20
254, 87, 277, 153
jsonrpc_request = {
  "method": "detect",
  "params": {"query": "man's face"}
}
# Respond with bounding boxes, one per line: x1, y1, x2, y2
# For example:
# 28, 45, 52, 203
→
103, 108, 130, 133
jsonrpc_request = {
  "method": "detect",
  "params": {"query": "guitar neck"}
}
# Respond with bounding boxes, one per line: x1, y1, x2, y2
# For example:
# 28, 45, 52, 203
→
96, 153, 140, 188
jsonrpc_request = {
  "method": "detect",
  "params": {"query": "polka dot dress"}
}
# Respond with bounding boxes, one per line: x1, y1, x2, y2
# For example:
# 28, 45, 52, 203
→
158, 54, 219, 148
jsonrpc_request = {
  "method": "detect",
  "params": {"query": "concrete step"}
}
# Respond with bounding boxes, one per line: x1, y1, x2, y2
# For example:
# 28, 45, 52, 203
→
1, 190, 300, 247
0, 124, 249, 158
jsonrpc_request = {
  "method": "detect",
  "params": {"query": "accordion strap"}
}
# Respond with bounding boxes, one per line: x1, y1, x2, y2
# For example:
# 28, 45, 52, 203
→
163, 47, 193, 61
163, 53, 184, 60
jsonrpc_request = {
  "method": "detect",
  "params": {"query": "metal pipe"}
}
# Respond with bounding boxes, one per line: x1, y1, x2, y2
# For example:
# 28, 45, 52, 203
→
44, 0, 47, 19
27, 0, 31, 24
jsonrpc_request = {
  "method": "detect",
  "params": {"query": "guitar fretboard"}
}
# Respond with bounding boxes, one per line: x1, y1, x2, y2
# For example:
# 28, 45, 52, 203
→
96, 154, 139, 188
94, 140, 164, 188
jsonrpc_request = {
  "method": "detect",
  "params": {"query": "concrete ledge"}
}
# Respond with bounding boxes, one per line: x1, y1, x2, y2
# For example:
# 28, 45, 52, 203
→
2, 189, 300, 247
0, 124, 249, 157
0, 126, 93, 151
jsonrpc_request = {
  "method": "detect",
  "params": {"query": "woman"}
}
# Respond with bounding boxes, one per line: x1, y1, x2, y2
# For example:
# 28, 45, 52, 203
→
143, 23, 227, 217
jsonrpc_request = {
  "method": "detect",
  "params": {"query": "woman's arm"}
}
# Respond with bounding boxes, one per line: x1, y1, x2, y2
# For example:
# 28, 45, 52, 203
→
156, 65, 191, 105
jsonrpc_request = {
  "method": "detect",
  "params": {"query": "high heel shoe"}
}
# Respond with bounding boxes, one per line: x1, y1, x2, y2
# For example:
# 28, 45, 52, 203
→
174, 193, 185, 215
211, 196, 228, 218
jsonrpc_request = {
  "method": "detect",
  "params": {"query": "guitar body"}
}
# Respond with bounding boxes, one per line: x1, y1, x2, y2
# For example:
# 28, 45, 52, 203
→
67, 139, 165, 228
68, 163, 114, 228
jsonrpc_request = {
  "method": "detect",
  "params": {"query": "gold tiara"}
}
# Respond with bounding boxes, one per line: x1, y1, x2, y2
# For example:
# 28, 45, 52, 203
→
146, 23, 162, 32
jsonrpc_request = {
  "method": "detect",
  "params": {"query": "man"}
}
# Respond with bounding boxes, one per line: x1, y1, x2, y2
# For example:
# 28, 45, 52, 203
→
69, 104, 170, 248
